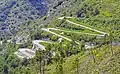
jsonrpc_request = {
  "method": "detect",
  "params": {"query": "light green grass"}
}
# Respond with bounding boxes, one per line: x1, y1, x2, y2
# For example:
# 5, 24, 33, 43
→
45, 46, 120, 74
66, 18, 106, 34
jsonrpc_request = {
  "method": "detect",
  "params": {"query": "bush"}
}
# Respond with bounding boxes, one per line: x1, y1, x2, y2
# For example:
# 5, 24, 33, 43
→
51, 35, 58, 41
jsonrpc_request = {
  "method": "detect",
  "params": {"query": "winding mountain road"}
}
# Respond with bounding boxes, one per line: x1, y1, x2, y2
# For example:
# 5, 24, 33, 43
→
15, 17, 109, 59
15, 40, 52, 59
48, 28, 105, 37
41, 28, 72, 41
59, 17, 109, 36
32, 40, 52, 51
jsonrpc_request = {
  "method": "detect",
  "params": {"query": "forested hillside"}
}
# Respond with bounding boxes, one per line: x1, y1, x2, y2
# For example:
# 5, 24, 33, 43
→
0, 0, 120, 74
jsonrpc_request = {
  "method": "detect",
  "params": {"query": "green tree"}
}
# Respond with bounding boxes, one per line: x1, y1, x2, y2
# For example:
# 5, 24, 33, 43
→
108, 31, 115, 56
90, 39, 96, 63
53, 49, 64, 74
80, 40, 85, 51
35, 50, 44, 74
51, 35, 58, 41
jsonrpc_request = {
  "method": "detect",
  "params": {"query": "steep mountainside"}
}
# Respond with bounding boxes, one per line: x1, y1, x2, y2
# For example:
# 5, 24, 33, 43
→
1, 0, 120, 40
0, 0, 48, 39
0, 0, 120, 74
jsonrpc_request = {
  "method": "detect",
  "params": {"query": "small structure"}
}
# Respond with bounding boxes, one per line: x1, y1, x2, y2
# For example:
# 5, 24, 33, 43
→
58, 38, 63, 43
0, 41, 2, 45
85, 42, 94, 49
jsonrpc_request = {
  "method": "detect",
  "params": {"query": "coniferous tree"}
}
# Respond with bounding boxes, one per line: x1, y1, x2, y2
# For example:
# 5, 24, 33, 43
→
35, 50, 44, 74
108, 31, 114, 56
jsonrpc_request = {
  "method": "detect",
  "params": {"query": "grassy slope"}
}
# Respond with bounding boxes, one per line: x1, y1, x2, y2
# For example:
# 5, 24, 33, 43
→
44, 1, 120, 73
77, 0, 120, 40
7, 0, 120, 73
48, 0, 120, 37
46, 45, 120, 74
66, 18, 104, 34
45, 1, 120, 73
